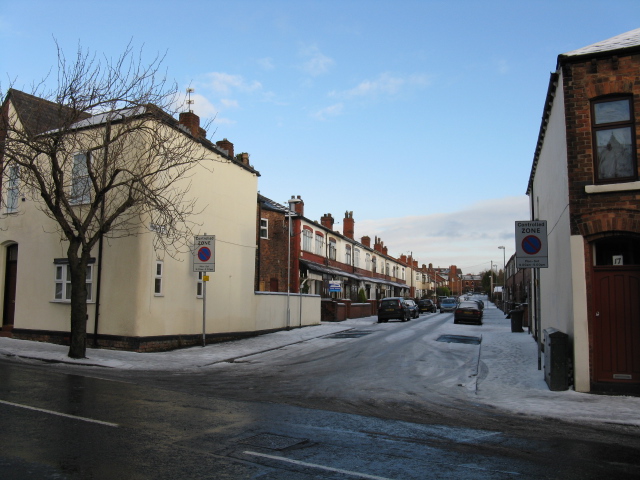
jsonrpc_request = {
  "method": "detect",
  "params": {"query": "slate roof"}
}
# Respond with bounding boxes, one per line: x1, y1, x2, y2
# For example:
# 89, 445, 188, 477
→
559, 28, 640, 61
5, 89, 90, 136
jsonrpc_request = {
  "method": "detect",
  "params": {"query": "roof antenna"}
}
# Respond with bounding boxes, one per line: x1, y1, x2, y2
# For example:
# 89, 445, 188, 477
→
186, 87, 195, 113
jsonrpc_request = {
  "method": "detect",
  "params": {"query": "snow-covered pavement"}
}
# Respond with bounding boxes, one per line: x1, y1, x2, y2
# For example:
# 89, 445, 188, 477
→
1, 303, 639, 428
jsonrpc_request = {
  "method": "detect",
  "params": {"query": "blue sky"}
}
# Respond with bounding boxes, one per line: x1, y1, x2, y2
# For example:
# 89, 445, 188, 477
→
2, 1, 639, 274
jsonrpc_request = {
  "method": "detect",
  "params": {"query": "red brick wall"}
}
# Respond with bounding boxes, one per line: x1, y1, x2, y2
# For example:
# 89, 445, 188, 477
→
256, 206, 288, 292
562, 53, 640, 237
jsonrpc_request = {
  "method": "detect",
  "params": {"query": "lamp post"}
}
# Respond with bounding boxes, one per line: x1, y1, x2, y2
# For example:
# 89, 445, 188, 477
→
286, 197, 301, 329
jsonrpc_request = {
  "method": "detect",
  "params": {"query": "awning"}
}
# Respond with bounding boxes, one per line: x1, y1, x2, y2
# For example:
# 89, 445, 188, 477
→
299, 259, 408, 289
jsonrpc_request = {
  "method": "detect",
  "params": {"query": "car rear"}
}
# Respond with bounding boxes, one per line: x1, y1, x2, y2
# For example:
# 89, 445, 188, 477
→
454, 301, 483, 325
378, 298, 407, 323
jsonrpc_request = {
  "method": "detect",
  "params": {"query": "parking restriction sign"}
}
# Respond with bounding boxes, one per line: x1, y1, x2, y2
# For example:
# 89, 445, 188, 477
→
515, 221, 548, 268
193, 235, 215, 272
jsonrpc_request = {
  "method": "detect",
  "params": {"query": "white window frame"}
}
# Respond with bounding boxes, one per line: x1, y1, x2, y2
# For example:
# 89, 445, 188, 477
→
6, 165, 19, 213
259, 218, 268, 239
53, 263, 94, 303
365, 253, 371, 271
315, 233, 324, 255
328, 238, 337, 260
303, 228, 313, 252
71, 152, 91, 205
345, 245, 351, 265
354, 248, 360, 268
154, 261, 164, 296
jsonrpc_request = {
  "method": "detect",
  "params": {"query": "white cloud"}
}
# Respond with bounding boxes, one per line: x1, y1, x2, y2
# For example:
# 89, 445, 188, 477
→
220, 99, 239, 109
356, 196, 530, 273
312, 103, 343, 120
337, 72, 431, 99
299, 44, 335, 76
258, 57, 275, 70
202, 72, 262, 94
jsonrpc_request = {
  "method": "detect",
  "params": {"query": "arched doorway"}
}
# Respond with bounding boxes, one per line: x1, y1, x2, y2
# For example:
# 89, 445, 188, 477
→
591, 236, 640, 386
2, 244, 18, 332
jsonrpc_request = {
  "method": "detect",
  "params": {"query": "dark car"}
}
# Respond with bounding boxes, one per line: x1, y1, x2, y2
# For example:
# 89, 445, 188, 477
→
377, 297, 411, 323
418, 299, 436, 313
439, 297, 458, 313
403, 299, 419, 318
454, 301, 483, 325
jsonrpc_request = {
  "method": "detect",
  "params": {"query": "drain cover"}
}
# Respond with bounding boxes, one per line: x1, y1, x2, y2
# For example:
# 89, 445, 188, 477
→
326, 330, 373, 339
436, 335, 482, 345
240, 433, 308, 450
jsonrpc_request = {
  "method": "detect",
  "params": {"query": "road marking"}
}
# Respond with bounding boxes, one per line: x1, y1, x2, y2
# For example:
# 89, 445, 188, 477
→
0, 399, 119, 428
244, 451, 393, 480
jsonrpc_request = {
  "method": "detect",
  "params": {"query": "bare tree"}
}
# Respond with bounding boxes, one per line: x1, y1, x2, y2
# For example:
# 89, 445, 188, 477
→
1, 43, 211, 358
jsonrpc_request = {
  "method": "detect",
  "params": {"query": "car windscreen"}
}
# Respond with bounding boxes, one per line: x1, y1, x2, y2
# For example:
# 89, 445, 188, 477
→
442, 299, 456, 305
380, 300, 399, 307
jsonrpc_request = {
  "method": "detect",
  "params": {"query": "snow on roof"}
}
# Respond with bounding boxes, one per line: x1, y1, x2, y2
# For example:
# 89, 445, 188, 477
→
562, 28, 640, 57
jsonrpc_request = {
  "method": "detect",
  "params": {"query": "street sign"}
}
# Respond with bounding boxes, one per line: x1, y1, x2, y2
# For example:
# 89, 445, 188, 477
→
515, 220, 548, 268
193, 235, 215, 272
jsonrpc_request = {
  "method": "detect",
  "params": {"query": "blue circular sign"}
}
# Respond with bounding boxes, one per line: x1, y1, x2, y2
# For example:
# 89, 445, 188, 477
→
198, 246, 211, 262
522, 235, 542, 255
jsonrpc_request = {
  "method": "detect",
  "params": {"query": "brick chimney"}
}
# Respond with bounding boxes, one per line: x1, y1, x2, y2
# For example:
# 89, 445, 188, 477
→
293, 196, 304, 216
239, 152, 250, 165
382, 246, 388, 256
343, 211, 354, 239
374, 236, 383, 253
400, 255, 407, 264
361, 236, 371, 247
179, 111, 206, 139
321, 213, 334, 230
215, 138, 234, 158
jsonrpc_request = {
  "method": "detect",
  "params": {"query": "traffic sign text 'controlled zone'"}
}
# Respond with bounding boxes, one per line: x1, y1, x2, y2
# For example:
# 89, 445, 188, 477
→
515, 220, 548, 268
193, 235, 215, 272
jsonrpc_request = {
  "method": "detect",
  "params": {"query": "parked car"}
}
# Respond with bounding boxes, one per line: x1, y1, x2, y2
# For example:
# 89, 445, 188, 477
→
377, 297, 411, 323
403, 299, 419, 318
453, 301, 483, 325
439, 297, 458, 313
418, 299, 436, 313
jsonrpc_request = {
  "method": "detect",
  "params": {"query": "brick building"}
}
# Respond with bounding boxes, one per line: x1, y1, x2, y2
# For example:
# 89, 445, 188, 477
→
527, 29, 640, 393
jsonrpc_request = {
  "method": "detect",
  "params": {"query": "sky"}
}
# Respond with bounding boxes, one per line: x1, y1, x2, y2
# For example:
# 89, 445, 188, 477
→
1, 301, 639, 427
2, 1, 639, 274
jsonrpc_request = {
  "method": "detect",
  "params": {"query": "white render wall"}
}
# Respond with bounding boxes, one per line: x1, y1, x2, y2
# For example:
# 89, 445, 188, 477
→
530, 73, 590, 391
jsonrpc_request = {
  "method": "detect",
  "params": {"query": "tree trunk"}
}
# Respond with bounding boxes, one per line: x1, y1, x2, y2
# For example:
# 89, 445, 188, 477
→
67, 246, 90, 359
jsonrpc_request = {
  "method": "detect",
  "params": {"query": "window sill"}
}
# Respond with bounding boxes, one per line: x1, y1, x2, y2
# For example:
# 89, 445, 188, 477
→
51, 300, 95, 304
585, 181, 640, 194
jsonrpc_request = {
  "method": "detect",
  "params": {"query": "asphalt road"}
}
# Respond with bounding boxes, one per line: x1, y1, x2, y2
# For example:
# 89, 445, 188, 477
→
1, 307, 639, 478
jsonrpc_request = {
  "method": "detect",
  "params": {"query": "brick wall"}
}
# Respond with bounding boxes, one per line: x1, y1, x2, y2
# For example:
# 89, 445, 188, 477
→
563, 53, 640, 237
256, 206, 288, 292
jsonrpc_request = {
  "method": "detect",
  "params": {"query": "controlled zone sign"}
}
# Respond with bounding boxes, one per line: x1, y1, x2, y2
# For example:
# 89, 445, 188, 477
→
515, 220, 548, 268
193, 235, 215, 272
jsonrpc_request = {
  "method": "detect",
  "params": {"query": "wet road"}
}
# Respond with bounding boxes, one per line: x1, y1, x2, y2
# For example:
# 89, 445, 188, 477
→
2, 360, 639, 479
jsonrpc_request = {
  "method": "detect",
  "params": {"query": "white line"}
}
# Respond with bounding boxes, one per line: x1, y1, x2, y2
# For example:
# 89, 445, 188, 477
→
0, 399, 119, 428
244, 451, 394, 480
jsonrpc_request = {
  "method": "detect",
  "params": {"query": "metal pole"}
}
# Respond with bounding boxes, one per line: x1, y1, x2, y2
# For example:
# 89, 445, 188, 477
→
202, 271, 207, 347
287, 210, 291, 330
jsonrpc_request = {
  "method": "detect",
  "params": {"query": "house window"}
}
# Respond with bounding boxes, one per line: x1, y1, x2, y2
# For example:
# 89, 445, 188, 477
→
197, 272, 204, 297
592, 97, 636, 183
386, 263, 390, 276
345, 245, 351, 265
402, 268, 405, 280
365, 253, 371, 271
260, 218, 268, 239
303, 228, 313, 252
372, 257, 377, 273
54, 262, 93, 302
315, 233, 324, 255
154, 261, 163, 296
329, 238, 337, 260
6, 166, 19, 213
71, 152, 91, 204
354, 248, 360, 268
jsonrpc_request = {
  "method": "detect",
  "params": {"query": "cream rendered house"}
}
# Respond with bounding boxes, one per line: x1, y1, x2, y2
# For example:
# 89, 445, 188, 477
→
1, 90, 319, 351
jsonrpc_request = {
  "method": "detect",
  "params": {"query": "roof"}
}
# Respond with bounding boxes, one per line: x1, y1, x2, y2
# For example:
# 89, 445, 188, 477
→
560, 28, 640, 60
5, 89, 90, 136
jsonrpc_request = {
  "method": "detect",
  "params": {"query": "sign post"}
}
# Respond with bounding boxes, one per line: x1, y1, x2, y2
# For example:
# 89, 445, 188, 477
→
193, 235, 215, 347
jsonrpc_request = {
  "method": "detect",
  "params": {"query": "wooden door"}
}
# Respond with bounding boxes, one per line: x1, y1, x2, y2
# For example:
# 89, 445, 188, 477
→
592, 267, 640, 383
2, 244, 18, 328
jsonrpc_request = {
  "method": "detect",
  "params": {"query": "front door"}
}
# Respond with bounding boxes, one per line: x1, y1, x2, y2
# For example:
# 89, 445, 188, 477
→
592, 266, 640, 384
2, 244, 18, 329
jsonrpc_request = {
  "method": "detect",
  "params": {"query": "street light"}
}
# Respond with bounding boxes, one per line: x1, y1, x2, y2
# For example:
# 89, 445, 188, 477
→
286, 196, 301, 329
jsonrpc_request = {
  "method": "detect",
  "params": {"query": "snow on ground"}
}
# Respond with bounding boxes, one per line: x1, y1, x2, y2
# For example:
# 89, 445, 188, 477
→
1, 302, 639, 428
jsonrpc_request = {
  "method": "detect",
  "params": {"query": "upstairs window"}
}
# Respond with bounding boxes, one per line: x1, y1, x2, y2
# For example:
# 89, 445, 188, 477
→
6, 166, 19, 213
592, 97, 636, 183
328, 238, 337, 260
303, 228, 313, 252
345, 245, 351, 265
71, 152, 91, 204
365, 253, 371, 271
259, 219, 268, 239
154, 261, 163, 296
315, 233, 324, 255
354, 248, 360, 268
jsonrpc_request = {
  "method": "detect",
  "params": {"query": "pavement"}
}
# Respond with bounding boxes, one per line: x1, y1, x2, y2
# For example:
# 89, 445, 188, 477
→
2, 303, 640, 427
